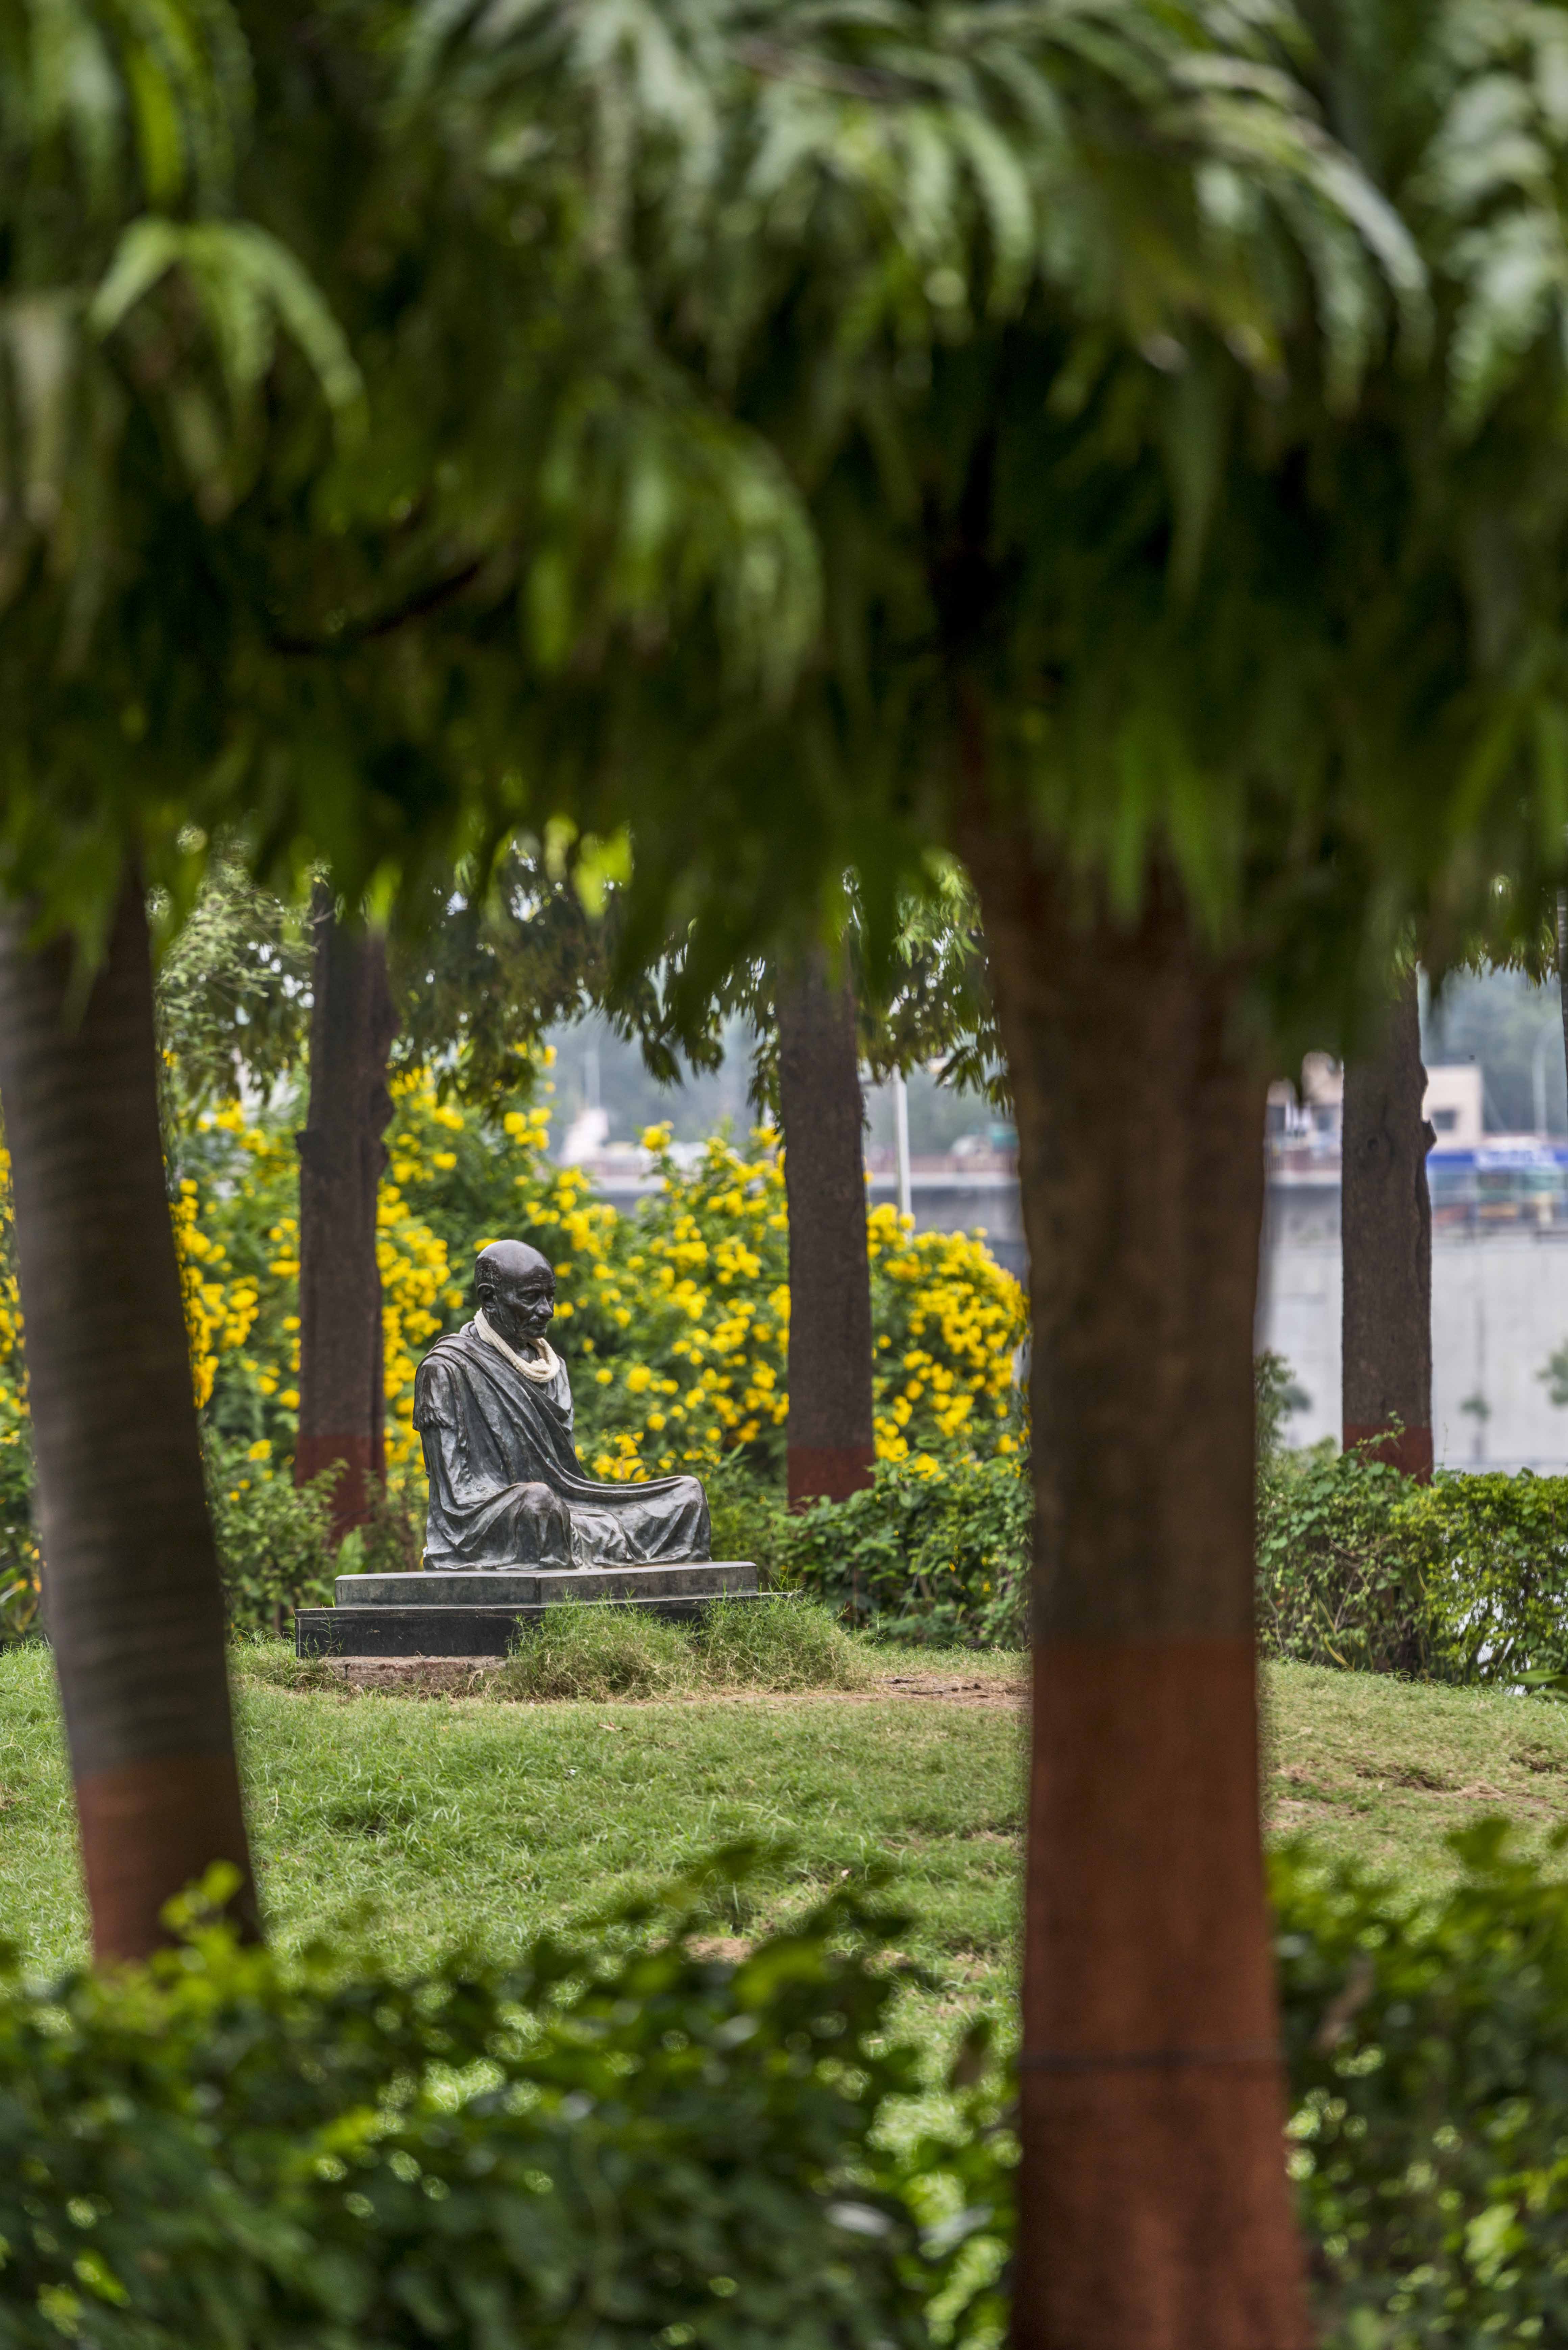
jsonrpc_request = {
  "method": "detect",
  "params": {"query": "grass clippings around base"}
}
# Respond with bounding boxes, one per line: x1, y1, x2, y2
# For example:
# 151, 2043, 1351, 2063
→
230, 1598, 874, 1707
696, 1596, 870, 1691
491, 1602, 697, 1702
482, 1596, 872, 1703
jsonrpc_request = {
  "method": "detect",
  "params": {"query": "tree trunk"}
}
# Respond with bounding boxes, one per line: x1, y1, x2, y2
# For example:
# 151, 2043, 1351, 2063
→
1341, 966, 1434, 1478
0, 879, 257, 1962
776, 945, 876, 1506
295, 887, 397, 1544
961, 823, 1308, 2350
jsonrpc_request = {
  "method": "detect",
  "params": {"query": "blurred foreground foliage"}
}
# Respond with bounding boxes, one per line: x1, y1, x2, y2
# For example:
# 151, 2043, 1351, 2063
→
1276, 1824, 1568, 2347
0, 1858, 1010, 2350
8, 1819, 1568, 2350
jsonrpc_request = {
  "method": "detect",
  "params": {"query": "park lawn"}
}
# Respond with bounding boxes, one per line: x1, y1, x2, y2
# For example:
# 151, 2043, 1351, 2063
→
7, 1647, 1568, 1990
1265, 1661, 1568, 1891
0, 1642, 1025, 1992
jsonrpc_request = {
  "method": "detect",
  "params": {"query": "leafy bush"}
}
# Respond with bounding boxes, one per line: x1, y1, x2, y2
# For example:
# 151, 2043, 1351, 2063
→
1275, 1823, 1568, 2346
714, 1455, 1030, 1648
1257, 1447, 1568, 1684
0, 1385, 37, 1644
3, 1438, 351, 1647
0, 1861, 1009, 2350
490, 1598, 871, 1701
206, 1441, 337, 1636
13, 1797, 1568, 2350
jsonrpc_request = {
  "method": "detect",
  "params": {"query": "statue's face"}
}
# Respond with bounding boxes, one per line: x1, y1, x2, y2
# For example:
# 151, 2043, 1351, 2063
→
482, 1267, 556, 1349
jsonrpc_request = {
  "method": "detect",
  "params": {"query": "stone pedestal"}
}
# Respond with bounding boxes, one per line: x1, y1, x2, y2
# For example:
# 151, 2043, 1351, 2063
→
295, 1560, 760, 1658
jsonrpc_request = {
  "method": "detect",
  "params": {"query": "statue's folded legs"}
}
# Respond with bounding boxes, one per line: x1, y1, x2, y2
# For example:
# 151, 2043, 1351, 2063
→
490, 1480, 573, 1568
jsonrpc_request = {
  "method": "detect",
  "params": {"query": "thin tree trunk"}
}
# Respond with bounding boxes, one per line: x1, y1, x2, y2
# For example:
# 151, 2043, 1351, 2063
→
961, 820, 1308, 2350
0, 879, 257, 1963
295, 886, 396, 1544
776, 944, 876, 1506
1557, 893, 1568, 1141
1341, 966, 1434, 1478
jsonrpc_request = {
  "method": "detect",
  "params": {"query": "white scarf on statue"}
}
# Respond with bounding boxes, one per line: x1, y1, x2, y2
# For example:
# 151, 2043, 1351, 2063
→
475, 1308, 561, 1387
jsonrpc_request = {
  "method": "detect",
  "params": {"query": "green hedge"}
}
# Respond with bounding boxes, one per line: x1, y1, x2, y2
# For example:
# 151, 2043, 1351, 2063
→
0, 1859, 1010, 2350
711, 1455, 1030, 1647
15, 1827, 1568, 2347
1276, 1823, 1568, 2345
1256, 1446, 1568, 1684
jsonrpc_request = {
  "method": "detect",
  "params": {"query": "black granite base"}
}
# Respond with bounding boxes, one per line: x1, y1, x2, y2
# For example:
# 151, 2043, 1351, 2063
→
297, 1606, 536, 1658
295, 1561, 767, 1657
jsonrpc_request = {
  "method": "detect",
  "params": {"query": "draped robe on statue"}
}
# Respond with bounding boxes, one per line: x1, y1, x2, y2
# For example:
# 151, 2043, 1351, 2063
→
413, 1319, 710, 1568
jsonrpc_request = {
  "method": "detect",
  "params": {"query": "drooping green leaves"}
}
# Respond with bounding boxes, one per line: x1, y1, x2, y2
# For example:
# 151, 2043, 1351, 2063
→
13, 1, 1568, 1057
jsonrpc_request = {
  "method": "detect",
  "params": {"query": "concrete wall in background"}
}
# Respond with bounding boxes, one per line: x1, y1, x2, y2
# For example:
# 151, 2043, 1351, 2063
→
1259, 1232, 1568, 1470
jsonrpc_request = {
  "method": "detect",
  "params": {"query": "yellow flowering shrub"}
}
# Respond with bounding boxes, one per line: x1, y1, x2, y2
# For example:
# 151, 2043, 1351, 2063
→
0, 1080, 1026, 1542
550, 1127, 1025, 1481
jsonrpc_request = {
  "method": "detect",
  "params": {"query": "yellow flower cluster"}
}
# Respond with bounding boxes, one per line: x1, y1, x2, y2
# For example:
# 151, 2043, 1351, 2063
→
558, 1126, 1025, 1481
171, 1182, 261, 1410
0, 1077, 1026, 1501
866, 1203, 1024, 1462
0, 1143, 21, 1374
376, 1182, 455, 1466
168, 1091, 467, 1467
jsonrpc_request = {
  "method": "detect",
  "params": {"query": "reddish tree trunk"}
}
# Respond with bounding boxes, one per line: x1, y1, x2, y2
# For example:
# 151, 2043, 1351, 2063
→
1341, 967, 1434, 1478
776, 945, 876, 1506
0, 879, 257, 1962
961, 821, 1308, 2350
295, 888, 396, 1542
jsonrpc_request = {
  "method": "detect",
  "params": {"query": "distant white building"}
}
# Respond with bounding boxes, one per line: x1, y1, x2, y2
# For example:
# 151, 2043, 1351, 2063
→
1265, 1057, 1483, 1149
1424, 1063, 1485, 1146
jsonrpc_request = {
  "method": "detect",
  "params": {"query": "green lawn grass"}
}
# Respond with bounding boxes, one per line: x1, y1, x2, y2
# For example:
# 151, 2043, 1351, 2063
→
8, 1647, 1568, 1996
0, 1639, 1025, 1991
1265, 1661, 1568, 1891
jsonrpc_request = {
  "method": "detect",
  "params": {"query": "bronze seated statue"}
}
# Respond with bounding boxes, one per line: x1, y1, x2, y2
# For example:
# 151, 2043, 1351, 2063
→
413, 1238, 710, 1569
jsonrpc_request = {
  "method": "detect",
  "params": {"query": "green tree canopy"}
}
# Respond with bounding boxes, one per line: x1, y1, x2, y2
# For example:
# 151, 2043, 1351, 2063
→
384, 0, 1568, 1048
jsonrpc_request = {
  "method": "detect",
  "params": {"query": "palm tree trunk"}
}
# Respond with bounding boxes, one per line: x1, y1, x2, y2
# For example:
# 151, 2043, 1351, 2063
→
776, 944, 876, 1505
961, 821, 1308, 2350
0, 878, 256, 1962
1341, 966, 1434, 1477
295, 886, 396, 1543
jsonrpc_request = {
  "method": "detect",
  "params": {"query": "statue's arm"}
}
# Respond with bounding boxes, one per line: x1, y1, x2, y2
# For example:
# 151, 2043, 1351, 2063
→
414, 1359, 507, 1513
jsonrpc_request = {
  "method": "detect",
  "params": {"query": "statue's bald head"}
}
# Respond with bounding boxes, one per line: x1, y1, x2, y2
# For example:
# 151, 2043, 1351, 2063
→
474, 1238, 557, 1352
474, 1238, 554, 1302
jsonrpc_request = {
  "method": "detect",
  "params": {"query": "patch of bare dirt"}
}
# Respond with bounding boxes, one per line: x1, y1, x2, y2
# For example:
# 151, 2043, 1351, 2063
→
1352, 1761, 1455, 1791
287, 1659, 1026, 1707
1271, 1796, 1344, 1829
872, 1674, 1024, 1709
319, 1655, 504, 1697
